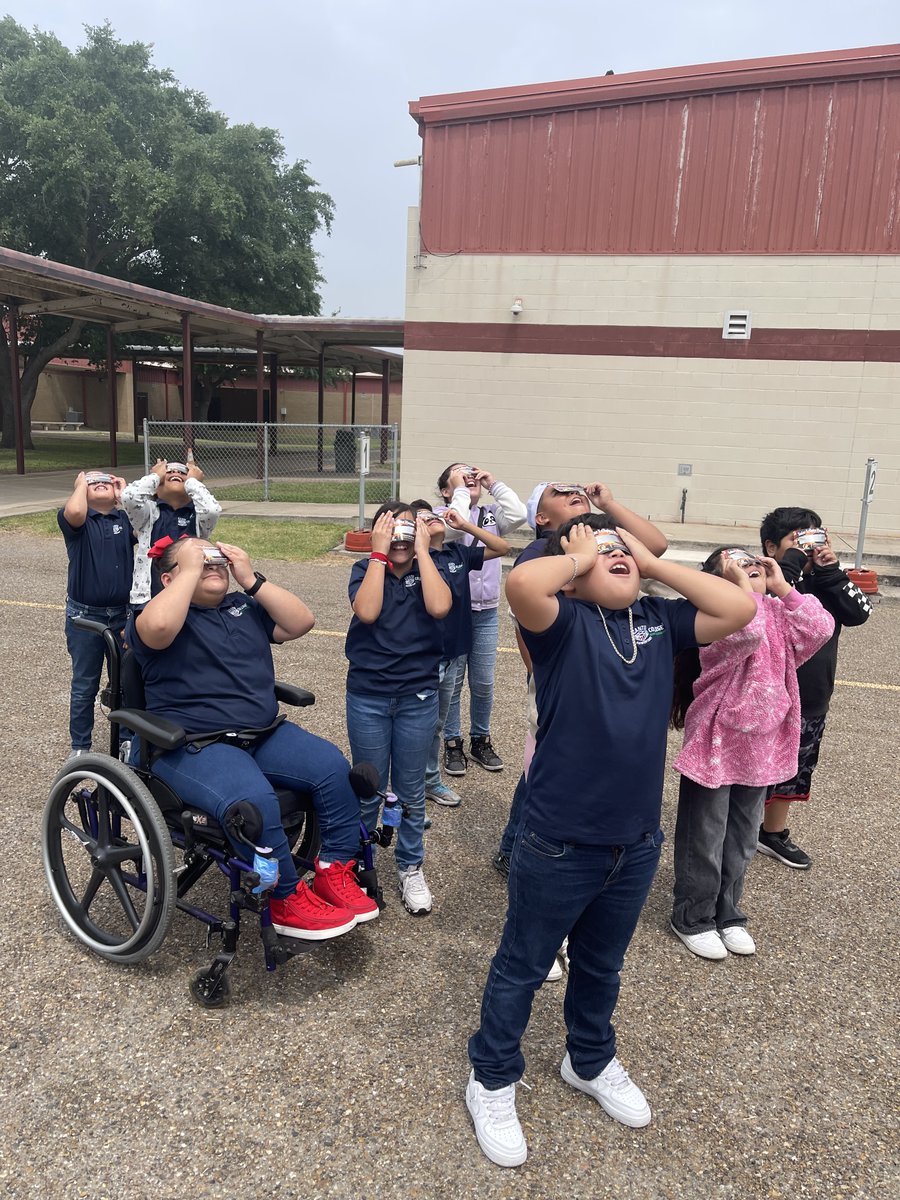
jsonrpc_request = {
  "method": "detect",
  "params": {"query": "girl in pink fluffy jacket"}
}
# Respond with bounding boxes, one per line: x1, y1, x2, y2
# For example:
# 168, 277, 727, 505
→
669, 548, 834, 961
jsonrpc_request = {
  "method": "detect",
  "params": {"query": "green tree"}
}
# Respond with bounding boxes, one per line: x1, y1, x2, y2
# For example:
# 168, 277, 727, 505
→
0, 18, 334, 448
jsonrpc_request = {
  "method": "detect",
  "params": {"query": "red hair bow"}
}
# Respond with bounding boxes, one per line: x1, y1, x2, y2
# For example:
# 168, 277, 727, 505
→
148, 534, 187, 559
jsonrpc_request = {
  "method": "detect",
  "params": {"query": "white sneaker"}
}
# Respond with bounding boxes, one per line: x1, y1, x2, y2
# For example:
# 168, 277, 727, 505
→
670, 921, 728, 960
545, 956, 564, 982
465, 1071, 527, 1167
720, 925, 756, 955
560, 1052, 651, 1128
398, 864, 432, 915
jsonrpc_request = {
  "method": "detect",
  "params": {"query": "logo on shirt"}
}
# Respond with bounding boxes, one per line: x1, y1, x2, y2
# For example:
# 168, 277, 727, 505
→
403, 574, 420, 589
227, 603, 248, 617
446, 561, 463, 574
480, 511, 497, 528
177, 516, 191, 527
633, 623, 665, 645
112, 524, 123, 535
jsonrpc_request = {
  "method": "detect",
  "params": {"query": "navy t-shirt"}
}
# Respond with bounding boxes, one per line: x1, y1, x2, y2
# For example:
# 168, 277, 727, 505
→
58, 507, 134, 608
345, 559, 443, 695
432, 543, 485, 660
514, 531, 552, 568
126, 593, 279, 734
521, 594, 698, 844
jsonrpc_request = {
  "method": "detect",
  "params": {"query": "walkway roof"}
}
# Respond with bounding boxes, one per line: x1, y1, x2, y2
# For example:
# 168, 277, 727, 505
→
0, 245, 403, 373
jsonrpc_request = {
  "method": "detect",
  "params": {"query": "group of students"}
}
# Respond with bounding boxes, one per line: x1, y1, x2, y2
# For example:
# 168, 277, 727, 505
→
58, 458, 873, 1170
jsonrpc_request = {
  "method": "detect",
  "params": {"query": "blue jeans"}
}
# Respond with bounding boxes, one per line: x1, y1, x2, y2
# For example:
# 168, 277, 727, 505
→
151, 722, 360, 899
425, 659, 459, 789
65, 600, 128, 749
444, 607, 499, 741
498, 771, 528, 858
469, 823, 664, 1088
672, 776, 767, 933
346, 689, 438, 870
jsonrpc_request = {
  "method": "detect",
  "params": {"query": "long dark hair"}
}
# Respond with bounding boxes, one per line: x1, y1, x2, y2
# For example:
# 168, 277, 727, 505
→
670, 547, 732, 729
544, 511, 613, 554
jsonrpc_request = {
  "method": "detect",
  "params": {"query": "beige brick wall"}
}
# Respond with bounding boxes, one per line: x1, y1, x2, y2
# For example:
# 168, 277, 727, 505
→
401, 211, 898, 534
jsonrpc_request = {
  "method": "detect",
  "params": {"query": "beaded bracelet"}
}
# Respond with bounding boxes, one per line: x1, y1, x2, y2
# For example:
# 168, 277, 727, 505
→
567, 554, 580, 582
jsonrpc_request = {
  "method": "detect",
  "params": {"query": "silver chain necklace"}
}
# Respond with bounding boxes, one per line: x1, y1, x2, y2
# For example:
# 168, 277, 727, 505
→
597, 604, 638, 664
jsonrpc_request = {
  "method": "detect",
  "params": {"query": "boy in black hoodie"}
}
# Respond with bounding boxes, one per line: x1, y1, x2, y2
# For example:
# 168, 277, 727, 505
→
757, 506, 873, 868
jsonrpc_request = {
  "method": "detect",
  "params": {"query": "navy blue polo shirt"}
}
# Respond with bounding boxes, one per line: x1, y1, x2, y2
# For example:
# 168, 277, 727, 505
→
513, 530, 552, 568
432, 543, 485, 660
521, 594, 698, 844
58, 507, 134, 608
345, 559, 443, 695
152, 502, 198, 543
126, 593, 279, 734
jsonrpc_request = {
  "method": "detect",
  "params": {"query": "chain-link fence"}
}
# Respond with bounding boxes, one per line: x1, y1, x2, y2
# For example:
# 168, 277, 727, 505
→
143, 420, 399, 510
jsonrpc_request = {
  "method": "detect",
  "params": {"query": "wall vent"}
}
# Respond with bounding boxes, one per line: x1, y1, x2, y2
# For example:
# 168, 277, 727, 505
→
722, 310, 751, 340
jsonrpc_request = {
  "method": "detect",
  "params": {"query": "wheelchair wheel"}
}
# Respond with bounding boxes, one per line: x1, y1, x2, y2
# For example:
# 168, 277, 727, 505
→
42, 754, 177, 964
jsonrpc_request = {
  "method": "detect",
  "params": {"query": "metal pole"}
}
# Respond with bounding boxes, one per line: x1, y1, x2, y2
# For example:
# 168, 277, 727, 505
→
351, 368, 357, 425
380, 358, 389, 464
854, 456, 877, 570
106, 325, 118, 468
263, 418, 270, 502
143, 417, 150, 473
9, 306, 25, 475
358, 434, 366, 531
390, 424, 399, 499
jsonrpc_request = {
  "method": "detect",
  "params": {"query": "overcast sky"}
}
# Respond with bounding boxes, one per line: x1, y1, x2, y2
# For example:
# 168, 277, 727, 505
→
4, 1, 898, 317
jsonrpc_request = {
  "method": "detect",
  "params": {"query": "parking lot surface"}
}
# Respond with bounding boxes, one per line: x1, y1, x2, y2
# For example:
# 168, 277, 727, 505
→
0, 531, 896, 1200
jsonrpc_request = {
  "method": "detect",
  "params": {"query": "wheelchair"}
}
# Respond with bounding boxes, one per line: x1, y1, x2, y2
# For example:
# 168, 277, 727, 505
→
42, 618, 395, 1007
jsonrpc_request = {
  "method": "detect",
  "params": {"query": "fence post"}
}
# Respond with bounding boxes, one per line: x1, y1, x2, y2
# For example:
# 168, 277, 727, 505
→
357, 430, 370, 530
263, 422, 270, 501
390, 424, 399, 499
143, 419, 150, 473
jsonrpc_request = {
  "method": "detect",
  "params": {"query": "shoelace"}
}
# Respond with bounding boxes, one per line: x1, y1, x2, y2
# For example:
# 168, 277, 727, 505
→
402, 868, 428, 897
481, 1085, 519, 1127
322, 860, 359, 897
287, 882, 338, 913
602, 1059, 631, 1091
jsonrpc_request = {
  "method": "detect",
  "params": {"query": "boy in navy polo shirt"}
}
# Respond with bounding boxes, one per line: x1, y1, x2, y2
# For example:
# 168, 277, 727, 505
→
58, 470, 134, 755
121, 455, 221, 606
411, 502, 510, 808
465, 514, 755, 1168
127, 536, 378, 940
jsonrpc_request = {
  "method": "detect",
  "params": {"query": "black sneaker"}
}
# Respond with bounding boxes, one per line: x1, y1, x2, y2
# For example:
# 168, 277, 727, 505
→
470, 736, 504, 772
443, 737, 468, 777
756, 826, 812, 870
491, 850, 510, 878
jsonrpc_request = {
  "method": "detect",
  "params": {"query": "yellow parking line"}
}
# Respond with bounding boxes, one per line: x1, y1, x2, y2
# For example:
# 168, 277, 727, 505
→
2, 598, 897, 693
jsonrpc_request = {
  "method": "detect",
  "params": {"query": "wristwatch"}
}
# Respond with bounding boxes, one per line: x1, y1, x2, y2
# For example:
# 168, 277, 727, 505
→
245, 571, 267, 596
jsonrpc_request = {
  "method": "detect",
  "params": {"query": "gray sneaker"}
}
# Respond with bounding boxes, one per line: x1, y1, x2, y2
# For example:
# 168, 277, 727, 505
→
425, 781, 462, 807
398, 864, 433, 915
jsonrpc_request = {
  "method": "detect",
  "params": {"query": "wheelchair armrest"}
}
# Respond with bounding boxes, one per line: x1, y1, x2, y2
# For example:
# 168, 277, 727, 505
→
274, 682, 316, 708
72, 616, 110, 636
109, 709, 187, 752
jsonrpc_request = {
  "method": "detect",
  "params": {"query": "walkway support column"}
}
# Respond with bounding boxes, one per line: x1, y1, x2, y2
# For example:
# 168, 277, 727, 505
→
255, 329, 265, 481
316, 344, 325, 473
380, 358, 390, 464
9, 305, 24, 475
181, 313, 193, 450
351, 368, 357, 425
106, 325, 118, 468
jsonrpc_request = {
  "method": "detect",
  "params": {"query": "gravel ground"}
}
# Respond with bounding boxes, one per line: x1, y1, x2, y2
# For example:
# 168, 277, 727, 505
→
0, 532, 897, 1200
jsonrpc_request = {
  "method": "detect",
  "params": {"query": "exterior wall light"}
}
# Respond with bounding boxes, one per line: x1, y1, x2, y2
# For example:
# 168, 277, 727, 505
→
510, 298, 524, 315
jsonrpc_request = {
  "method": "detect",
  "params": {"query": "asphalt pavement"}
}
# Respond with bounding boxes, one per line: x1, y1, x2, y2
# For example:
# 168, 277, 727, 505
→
1, 528, 897, 1199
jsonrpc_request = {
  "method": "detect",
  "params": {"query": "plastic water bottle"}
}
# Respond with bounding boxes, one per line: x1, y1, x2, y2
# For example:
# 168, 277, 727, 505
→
381, 791, 401, 829
251, 850, 279, 895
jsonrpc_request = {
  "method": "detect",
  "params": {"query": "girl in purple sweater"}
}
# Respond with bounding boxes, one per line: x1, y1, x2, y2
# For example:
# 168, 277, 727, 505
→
669, 548, 833, 960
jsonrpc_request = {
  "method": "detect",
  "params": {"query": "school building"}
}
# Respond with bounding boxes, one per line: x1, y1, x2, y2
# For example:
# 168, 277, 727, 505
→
399, 45, 900, 534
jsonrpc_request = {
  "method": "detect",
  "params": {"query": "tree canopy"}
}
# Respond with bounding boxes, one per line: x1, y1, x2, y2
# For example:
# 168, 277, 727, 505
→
0, 18, 335, 446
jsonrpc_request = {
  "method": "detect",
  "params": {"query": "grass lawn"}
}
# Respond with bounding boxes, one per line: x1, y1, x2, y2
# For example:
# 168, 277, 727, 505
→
0, 435, 146, 474
0, 510, 350, 561
216, 480, 391, 503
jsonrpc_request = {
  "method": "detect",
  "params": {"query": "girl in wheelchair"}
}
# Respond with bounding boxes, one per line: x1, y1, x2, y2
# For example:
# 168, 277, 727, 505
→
125, 535, 379, 939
